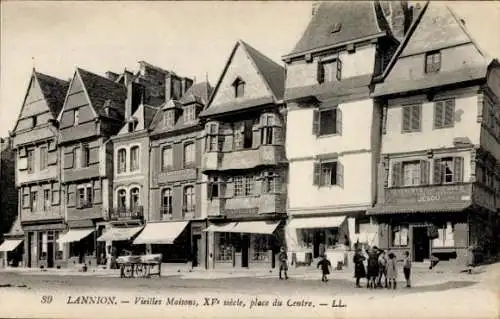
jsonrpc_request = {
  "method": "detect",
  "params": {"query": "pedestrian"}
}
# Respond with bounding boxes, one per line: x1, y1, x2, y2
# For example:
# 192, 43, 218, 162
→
466, 245, 475, 274
366, 246, 379, 289
402, 251, 412, 288
429, 254, 440, 270
386, 252, 397, 289
278, 246, 289, 280
317, 255, 332, 282
353, 247, 366, 288
377, 249, 388, 288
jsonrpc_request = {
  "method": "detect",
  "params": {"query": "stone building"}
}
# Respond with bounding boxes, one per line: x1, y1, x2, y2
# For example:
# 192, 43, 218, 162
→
200, 40, 287, 270
369, 2, 500, 264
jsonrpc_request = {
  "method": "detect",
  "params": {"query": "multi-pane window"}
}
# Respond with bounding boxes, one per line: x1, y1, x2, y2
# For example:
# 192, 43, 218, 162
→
162, 146, 173, 170
43, 189, 50, 211
82, 144, 90, 168
183, 185, 195, 214
130, 188, 140, 209
262, 172, 279, 193
391, 160, 430, 187
206, 123, 219, 152
313, 108, 342, 136
77, 185, 92, 208
317, 59, 342, 83
251, 235, 270, 262
216, 232, 233, 262
234, 176, 254, 196
161, 188, 173, 217
434, 99, 455, 129
74, 109, 80, 126
184, 105, 195, 122
30, 190, 38, 212
233, 78, 245, 98
40, 146, 48, 170
27, 149, 34, 174
313, 161, 343, 187
183, 142, 195, 167
130, 146, 139, 171
392, 225, 409, 247
403, 161, 421, 186
234, 120, 254, 149
432, 222, 455, 248
402, 104, 422, 132
117, 149, 126, 173
435, 157, 464, 184
425, 51, 441, 73
163, 110, 175, 128
260, 115, 275, 145
117, 189, 126, 209
208, 177, 220, 200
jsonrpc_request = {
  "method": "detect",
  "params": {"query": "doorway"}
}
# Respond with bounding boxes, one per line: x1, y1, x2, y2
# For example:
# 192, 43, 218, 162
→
241, 234, 249, 268
192, 234, 202, 267
47, 242, 54, 268
413, 227, 430, 262
27, 233, 33, 267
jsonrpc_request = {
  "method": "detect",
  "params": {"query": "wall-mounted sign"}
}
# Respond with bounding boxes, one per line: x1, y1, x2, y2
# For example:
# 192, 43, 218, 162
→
385, 184, 473, 205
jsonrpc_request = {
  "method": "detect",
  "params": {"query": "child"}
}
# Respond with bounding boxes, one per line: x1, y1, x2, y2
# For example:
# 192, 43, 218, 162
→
366, 247, 379, 289
353, 247, 366, 288
377, 249, 388, 288
278, 247, 288, 280
317, 255, 332, 282
466, 245, 475, 274
386, 252, 397, 289
403, 251, 412, 288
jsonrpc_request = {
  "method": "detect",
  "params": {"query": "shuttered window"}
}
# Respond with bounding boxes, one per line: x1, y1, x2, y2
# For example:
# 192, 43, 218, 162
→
40, 146, 48, 170
313, 161, 343, 187
402, 104, 421, 132
392, 160, 430, 187
435, 157, 464, 184
317, 59, 342, 83
425, 51, 441, 73
434, 99, 455, 129
312, 107, 342, 136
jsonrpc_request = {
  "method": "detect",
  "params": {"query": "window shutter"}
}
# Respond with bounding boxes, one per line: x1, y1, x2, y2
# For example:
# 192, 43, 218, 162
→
317, 61, 325, 84
88, 148, 99, 164
313, 162, 321, 186
453, 157, 464, 182
207, 181, 213, 200
336, 161, 344, 187
335, 108, 342, 135
336, 59, 342, 81
225, 178, 234, 198
444, 99, 455, 127
391, 162, 402, 187
252, 126, 261, 148
402, 107, 411, 131
48, 151, 57, 165
434, 102, 444, 129
411, 105, 421, 131
64, 152, 74, 169
67, 184, 76, 207
19, 147, 27, 158
433, 158, 442, 185
420, 160, 429, 185
273, 127, 284, 145
312, 110, 320, 136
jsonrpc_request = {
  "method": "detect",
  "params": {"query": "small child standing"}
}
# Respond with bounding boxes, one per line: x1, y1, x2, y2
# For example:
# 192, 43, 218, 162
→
403, 251, 412, 288
386, 252, 397, 289
317, 255, 332, 282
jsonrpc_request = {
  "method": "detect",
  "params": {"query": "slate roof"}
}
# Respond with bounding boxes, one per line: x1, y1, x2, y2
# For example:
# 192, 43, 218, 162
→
77, 68, 127, 119
285, 1, 388, 57
35, 72, 69, 118
179, 82, 213, 105
3, 216, 23, 237
143, 104, 158, 129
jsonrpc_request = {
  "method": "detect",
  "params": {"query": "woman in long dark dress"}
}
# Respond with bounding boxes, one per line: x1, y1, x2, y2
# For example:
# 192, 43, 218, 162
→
366, 247, 380, 289
353, 248, 366, 288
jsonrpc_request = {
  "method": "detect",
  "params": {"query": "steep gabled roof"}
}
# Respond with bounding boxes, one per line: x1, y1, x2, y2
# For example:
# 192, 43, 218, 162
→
35, 72, 69, 117
77, 68, 127, 119
179, 82, 213, 105
285, 1, 388, 57
143, 104, 158, 129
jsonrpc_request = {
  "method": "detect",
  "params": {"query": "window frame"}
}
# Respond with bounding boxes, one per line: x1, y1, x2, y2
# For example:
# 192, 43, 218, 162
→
313, 107, 342, 137
77, 184, 93, 209
130, 145, 140, 172
391, 224, 409, 247
163, 110, 175, 129
74, 108, 80, 126
183, 141, 196, 168
161, 188, 173, 217
432, 222, 455, 248
182, 185, 195, 215
30, 189, 38, 212
117, 148, 127, 174
43, 189, 51, 211
81, 144, 90, 168
318, 58, 342, 83
233, 78, 245, 98
425, 51, 441, 73
401, 104, 422, 133
161, 145, 173, 171
313, 159, 343, 188
129, 187, 140, 209
40, 146, 48, 170
262, 171, 279, 194
117, 189, 127, 209
207, 176, 220, 200
27, 149, 35, 174
184, 105, 196, 123
205, 123, 220, 152
433, 99, 455, 129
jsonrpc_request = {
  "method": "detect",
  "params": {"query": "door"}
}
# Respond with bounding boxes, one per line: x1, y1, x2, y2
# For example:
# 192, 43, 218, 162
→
27, 233, 33, 268
241, 234, 249, 268
192, 235, 201, 267
47, 242, 54, 268
313, 230, 323, 258
413, 227, 430, 262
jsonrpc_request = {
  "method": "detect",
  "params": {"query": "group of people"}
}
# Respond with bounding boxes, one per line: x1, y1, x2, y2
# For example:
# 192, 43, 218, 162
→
353, 246, 412, 289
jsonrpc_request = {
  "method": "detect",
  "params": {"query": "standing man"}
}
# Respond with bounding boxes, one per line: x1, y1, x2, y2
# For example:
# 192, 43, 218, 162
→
278, 246, 289, 280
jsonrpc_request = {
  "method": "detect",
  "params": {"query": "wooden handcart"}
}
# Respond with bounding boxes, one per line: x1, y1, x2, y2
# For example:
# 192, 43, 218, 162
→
116, 254, 162, 278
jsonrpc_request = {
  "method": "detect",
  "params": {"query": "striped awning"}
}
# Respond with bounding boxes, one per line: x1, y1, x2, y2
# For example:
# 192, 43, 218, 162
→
367, 201, 471, 215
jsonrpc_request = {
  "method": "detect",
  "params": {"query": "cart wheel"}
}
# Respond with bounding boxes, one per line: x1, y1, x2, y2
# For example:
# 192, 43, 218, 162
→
124, 264, 134, 278
135, 264, 146, 278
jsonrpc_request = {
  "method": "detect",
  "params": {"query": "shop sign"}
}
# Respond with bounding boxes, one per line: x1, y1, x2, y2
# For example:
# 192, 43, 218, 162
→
385, 184, 472, 205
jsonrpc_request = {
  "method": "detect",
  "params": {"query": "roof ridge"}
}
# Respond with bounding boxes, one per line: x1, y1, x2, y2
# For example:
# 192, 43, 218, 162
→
77, 67, 125, 88
34, 71, 69, 85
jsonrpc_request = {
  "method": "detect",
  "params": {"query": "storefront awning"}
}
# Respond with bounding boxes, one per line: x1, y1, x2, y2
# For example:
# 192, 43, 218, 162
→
97, 226, 144, 242
57, 228, 94, 244
287, 216, 346, 229
367, 202, 471, 215
133, 221, 189, 245
0, 239, 23, 252
204, 221, 280, 235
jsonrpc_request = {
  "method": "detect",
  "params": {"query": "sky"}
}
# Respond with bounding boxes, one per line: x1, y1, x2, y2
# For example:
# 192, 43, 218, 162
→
1, 1, 500, 138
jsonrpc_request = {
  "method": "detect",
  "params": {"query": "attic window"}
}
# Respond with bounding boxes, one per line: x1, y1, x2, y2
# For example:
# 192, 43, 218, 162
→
163, 110, 175, 129
128, 118, 139, 132
74, 109, 80, 126
425, 51, 441, 73
233, 78, 245, 98
330, 23, 341, 34
184, 105, 196, 123
31, 116, 37, 128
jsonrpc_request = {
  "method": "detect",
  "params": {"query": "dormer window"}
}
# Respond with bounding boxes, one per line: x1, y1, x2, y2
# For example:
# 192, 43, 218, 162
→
31, 116, 37, 128
317, 58, 342, 83
184, 105, 196, 123
233, 78, 245, 98
163, 110, 175, 129
330, 22, 341, 34
128, 118, 138, 132
74, 109, 80, 126
425, 51, 441, 73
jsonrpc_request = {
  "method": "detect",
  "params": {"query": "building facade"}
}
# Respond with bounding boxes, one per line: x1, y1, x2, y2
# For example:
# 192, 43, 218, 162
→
144, 79, 211, 266
10, 70, 68, 268
369, 2, 500, 264
281, 1, 414, 265
200, 41, 287, 269
57, 68, 127, 267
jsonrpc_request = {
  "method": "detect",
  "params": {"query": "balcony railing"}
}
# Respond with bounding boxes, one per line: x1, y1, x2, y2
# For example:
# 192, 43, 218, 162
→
109, 206, 144, 220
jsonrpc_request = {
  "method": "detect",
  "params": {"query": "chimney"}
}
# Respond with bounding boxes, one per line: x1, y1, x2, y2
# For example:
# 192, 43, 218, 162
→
165, 74, 173, 101
311, 1, 321, 16
181, 78, 194, 95
382, 1, 411, 42
105, 71, 119, 82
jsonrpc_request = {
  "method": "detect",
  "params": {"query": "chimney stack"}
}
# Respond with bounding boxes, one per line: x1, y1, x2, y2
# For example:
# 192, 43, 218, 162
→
380, 1, 412, 42
311, 1, 321, 16
105, 71, 119, 82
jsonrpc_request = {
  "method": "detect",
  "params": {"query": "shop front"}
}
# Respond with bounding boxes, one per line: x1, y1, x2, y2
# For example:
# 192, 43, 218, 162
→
96, 225, 144, 267
57, 227, 96, 267
0, 237, 24, 268
132, 221, 190, 263
22, 223, 66, 268
204, 220, 283, 270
